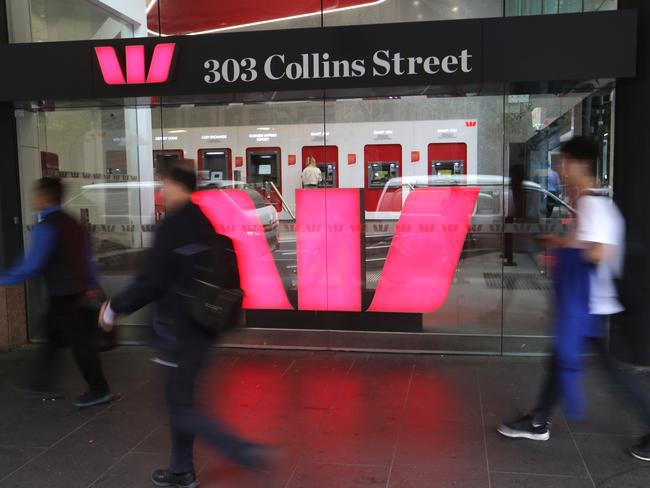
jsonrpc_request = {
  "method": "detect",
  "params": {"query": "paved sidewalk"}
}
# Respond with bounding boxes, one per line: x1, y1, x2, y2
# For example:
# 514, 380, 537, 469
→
1, 346, 650, 487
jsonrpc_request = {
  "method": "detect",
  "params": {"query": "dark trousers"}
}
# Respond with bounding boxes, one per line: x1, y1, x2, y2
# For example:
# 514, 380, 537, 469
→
32, 294, 109, 393
532, 336, 650, 429
166, 339, 253, 474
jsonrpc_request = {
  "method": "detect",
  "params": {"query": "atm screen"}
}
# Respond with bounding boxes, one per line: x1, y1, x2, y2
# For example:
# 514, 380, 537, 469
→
438, 169, 453, 176
369, 161, 398, 188
258, 164, 272, 175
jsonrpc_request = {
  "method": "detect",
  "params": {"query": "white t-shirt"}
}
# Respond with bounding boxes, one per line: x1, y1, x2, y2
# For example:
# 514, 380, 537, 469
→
301, 166, 322, 186
574, 193, 625, 315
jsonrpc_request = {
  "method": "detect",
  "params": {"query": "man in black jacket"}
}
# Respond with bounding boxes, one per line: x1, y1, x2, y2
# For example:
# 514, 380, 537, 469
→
100, 166, 265, 488
0, 177, 111, 408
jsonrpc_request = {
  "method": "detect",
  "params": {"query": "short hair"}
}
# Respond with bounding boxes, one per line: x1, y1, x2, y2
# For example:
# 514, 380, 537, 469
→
34, 177, 64, 204
164, 164, 197, 192
560, 136, 598, 162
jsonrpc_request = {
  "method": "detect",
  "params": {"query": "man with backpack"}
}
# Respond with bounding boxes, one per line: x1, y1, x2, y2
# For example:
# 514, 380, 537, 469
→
99, 165, 267, 488
496, 137, 650, 461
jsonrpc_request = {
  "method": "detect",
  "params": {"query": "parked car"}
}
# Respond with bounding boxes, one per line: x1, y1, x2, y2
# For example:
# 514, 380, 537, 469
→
63, 181, 279, 273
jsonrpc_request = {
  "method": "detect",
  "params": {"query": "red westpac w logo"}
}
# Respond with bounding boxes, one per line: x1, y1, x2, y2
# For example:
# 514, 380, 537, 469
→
465, 120, 477, 127
95, 43, 176, 85
194, 188, 479, 315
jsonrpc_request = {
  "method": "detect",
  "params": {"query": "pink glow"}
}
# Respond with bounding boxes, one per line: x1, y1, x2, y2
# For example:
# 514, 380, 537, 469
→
146, 43, 176, 83
296, 190, 328, 311
125, 45, 146, 84
94, 47, 126, 85
368, 187, 479, 313
296, 189, 362, 312
193, 190, 292, 310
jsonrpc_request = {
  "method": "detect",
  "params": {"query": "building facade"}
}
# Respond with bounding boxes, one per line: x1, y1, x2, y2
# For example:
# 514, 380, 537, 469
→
1, 0, 648, 361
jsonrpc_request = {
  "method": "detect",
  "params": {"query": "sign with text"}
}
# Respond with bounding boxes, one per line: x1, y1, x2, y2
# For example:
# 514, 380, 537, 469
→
0, 10, 637, 101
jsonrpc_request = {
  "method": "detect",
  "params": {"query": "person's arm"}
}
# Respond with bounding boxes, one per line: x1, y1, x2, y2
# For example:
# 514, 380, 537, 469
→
84, 232, 102, 293
576, 196, 615, 264
583, 243, 608, 263
0, 223, 55, 286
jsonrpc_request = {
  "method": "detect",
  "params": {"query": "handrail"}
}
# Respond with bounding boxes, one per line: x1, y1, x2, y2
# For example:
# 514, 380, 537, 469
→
268, 181, 296, 220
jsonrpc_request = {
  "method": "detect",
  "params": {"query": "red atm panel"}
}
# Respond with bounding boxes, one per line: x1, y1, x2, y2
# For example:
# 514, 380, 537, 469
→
364, 144, 402, 212
427, 143, 467, 176
246, 146, 283, 212
197, 148, 232, 181
302, 145, 339, 188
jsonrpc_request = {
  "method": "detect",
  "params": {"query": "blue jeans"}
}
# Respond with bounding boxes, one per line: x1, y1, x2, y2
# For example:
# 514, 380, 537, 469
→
533, 335, 650, 429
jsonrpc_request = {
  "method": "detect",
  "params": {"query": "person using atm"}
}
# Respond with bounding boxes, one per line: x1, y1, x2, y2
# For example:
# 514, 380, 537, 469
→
301, 156, 322, 188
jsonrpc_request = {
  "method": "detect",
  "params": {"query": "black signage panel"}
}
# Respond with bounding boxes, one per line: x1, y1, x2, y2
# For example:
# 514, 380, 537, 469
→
0, 10, 637, 102
484, 10, 638, 82
88, 19, 482, 99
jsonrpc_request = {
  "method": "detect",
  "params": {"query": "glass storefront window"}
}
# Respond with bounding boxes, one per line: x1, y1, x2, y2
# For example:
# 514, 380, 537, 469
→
13, 83, 614, 354
507, 0, 617, 15
5, 1, 618, 353
6, 0, 135, 43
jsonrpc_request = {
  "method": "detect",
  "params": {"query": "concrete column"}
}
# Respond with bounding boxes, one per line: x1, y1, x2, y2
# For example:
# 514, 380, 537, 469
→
611, 0, 650, 364
0, 286, 27, 352
0, 0, 27, 349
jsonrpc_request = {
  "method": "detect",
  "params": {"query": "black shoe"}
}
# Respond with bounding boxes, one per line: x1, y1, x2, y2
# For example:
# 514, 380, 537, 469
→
497, 414, 550, 441
73, 390, 113, 408
238, 444, 283, 473
151, 469, 199, 488
631, 435, 650, 461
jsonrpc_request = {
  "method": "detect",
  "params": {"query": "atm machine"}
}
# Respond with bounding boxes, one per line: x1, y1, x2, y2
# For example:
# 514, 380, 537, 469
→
428, 143, 467, 177
364, 144, 402, 212
153, 149, 184, 179
302, 145, 338, 188
198, 148, 232, 185
246, 147, 282, 211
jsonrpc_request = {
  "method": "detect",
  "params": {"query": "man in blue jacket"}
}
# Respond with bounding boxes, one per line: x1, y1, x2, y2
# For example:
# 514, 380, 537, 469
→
0, 177, 111, 408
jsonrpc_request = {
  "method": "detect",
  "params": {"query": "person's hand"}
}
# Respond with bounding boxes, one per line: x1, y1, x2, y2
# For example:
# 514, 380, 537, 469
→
98, 300, 114, 332
83, 287, 104, 302
536, 234, 564, 248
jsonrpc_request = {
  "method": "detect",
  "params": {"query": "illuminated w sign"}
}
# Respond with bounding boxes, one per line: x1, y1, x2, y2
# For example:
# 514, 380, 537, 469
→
94, 43, 176, 85
195, 187, 479, 314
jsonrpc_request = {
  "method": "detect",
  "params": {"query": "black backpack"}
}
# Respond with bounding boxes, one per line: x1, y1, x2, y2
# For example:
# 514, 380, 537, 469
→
175, 235, 244, 333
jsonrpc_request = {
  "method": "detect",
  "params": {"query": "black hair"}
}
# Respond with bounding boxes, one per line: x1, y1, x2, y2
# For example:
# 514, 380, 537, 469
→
164, 164, 197, 193
559, 136, 598, 163
34, 177, 64, 204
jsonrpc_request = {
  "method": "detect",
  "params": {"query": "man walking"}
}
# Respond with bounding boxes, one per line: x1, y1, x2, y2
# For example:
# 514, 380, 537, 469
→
497, 137, 650, 460
100, 165, 267, 488
0, 177, 112, 408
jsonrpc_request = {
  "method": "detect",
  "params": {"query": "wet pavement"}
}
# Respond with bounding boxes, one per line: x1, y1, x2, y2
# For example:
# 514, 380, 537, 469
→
1, 346, 650, 487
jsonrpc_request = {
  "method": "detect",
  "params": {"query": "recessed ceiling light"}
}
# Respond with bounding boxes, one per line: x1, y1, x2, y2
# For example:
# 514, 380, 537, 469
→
256, 127, 271, 130
413, 0, 420, 5
452, 6, 459, 12
417, 14, 423, 19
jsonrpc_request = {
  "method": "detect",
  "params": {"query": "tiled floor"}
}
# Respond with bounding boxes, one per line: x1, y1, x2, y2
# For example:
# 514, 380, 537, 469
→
1, 346, 650, 487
